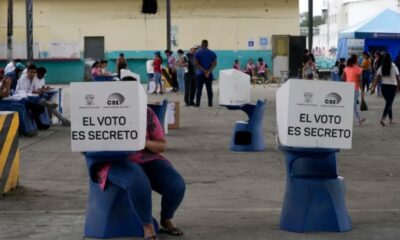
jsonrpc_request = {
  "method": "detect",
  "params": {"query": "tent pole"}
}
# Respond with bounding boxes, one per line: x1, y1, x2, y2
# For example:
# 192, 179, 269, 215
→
308, 0, 313, 51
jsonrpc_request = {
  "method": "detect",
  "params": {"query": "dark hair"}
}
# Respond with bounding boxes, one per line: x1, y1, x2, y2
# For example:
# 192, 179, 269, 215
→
234, 59, 239, 63
119, 53, 125, 57
201, 39, 208, 48
121, 76, 137, 81
177, 49, 184, 55
304, 49, 309, 54
37, 67, 47, 75
347, 55, 358, 67
28, 64, 37, 71
258, 58, 263, 62
334, 60, 340, 67
92, 61, 99, 69
100, 59, 108, 64
362, 51, 370, 58
381, 53, 393, 77
15, 59, 21, 63
164, 49, 172, 54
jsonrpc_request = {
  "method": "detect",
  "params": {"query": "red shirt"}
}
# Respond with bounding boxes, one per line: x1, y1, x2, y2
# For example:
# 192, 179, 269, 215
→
153, 58, 162, 73
97, 108, 167, 190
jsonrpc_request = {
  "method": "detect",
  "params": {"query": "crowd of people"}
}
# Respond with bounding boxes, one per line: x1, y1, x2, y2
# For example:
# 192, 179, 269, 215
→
332, 51, 400, 126
0, 59, 70, 136
233, 58, 270, 82
149, 39, 217, 107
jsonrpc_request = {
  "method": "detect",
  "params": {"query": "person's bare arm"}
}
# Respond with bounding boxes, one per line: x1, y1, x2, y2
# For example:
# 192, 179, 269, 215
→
396, 75, 400, 92
145, 138, 167, 154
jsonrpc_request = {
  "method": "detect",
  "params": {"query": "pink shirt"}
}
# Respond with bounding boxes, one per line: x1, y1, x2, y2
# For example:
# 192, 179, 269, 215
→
97, 108, 166, 190
91, 67, 101, 76
344, 66, 362, 90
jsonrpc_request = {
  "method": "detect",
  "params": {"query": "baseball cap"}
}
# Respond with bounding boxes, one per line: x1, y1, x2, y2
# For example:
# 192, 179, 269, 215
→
154, 51, 161, 56
15, 62, 25, 69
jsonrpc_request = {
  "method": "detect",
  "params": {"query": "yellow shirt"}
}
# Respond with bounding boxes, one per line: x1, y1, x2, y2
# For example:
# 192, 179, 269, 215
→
361, 59, 371, 70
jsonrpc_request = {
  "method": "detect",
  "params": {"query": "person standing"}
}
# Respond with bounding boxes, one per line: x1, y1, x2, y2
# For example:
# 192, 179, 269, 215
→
152, 51, 163, 95
175, 49, 187, 94
116, 53, 128, 78
361, 52, 372, 94
233, 59, 241, 70
342, 54, 365, 125
185, 46, 198, 106
165, 50, 178, 92
194, 40, 217, 107
372, 53, 400, 126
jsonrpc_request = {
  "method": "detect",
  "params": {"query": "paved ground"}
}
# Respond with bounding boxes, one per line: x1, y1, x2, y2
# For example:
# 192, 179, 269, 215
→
0, 83, 399, 240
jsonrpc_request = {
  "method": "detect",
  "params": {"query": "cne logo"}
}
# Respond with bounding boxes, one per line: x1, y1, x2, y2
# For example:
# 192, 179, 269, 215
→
304, 92, 313, 104
85, 94, 95, 106
324, 92, 342, 105
107, 93, 125, 106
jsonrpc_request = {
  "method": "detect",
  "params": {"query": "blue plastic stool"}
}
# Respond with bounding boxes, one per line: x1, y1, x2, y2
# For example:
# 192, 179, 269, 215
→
230, 99, 266, 152
0, 101, 38, 135
148, 99, 168, 131
84, 152, 159, 239
279, 147, 351, 232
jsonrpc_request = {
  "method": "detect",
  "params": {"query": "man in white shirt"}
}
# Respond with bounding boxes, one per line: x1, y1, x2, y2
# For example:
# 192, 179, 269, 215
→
15, 64, 42, 94
4, 59, 21, 75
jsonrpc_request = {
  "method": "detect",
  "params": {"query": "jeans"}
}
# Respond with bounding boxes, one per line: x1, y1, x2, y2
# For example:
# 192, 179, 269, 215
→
154, 72, 162, 92
195, 74, 213, 106
362, 70, 371, 91
107, 160, 186, 225
381, 84, 397, 119
353, 90, 361, 121
177, 68, 185, 93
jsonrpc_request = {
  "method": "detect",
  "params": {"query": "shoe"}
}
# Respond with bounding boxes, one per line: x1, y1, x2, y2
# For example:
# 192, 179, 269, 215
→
208, 103, 213, 107
193, 104, 200, 108
151, 91, 158, 95
159, 91, 164, 95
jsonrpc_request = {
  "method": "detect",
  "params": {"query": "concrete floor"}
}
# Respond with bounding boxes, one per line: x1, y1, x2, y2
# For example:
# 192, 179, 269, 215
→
0, 83, 399, 240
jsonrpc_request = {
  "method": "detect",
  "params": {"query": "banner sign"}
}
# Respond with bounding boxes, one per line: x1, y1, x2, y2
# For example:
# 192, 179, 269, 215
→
276, 79, 354, 149
70, 81, 147, 152
219, 69, 251, 106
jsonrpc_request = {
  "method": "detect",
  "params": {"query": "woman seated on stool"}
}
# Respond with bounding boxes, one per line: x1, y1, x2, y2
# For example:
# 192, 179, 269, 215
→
97, 105, 186, 240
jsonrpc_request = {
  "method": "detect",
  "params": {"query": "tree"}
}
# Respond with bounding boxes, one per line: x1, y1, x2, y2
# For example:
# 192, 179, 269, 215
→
300, 14, 325, 27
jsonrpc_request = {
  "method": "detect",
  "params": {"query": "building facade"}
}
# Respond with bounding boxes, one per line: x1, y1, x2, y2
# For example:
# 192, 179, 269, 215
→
0, 0, 300, 83
314, 0, 400, 53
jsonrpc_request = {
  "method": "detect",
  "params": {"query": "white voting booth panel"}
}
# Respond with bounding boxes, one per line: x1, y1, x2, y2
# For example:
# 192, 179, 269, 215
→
276, 79, 354, 149
121, 69, 141, 82
146, 60, 154, 74
219, 69, 251, 106
70, 81, 147, 152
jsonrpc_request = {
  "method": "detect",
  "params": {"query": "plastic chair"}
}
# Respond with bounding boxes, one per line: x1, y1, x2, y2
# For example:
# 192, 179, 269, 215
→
279, 147, 351, 233
0, 101, 38, 135
230, 99, 266, 152
84, 151, 159, 239
148, 99, 168, 130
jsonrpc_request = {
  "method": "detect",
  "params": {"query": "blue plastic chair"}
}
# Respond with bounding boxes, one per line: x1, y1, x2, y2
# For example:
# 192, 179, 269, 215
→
230, 99, 266, 152
279, 147, 351, 233
0, 100, 38, 135
84, 152, 159, 239
148, 99, 168, 130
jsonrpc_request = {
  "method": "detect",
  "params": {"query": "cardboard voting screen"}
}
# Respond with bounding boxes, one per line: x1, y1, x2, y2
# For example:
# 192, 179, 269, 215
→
147, 60, 154, 74
70, 81, 147, 152
121, 69, 141, 82
276, 79, 354, 149
219, 69, 251, 106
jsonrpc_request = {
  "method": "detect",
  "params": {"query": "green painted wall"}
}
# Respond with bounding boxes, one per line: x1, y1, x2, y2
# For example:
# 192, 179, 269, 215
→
105, 50, 273, 82
0, 59, 84, 84
1, 50, 272, 84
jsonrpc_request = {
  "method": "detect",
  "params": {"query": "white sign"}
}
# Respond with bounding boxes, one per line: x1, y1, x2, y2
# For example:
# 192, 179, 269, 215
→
276, 79, 354, 149
70, 81, 147, 152
146, 60, 154, 74
219, 69, 251, 106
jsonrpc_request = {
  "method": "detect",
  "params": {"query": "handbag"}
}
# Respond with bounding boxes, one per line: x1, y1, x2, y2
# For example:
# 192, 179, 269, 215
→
360, 97, 368, 111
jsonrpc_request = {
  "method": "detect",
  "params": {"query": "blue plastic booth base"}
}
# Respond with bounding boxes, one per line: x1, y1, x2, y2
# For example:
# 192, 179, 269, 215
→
229, 99, 266, 152
84, 152, 159, 239
279, 147, 351, 233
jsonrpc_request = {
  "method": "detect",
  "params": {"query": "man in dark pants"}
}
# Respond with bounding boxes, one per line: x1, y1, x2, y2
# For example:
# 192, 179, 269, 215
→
184, 45, 198, 106
194, 40, 217, 107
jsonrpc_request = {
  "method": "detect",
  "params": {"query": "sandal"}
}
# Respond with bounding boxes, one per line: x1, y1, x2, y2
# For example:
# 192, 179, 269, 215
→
159, 227, 184, 236
144, 235, 158, 240
380, 120, 386, 126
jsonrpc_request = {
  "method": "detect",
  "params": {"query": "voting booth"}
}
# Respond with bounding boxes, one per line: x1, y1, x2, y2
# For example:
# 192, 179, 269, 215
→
71, 81, 154, 238
276, 80, 354, 149
276, 80, 353, 233
219, 69, 251, 106
120, 69, 141, 82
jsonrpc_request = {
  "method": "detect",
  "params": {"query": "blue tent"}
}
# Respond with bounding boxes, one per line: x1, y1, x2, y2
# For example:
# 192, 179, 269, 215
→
337, 9, 400, 59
